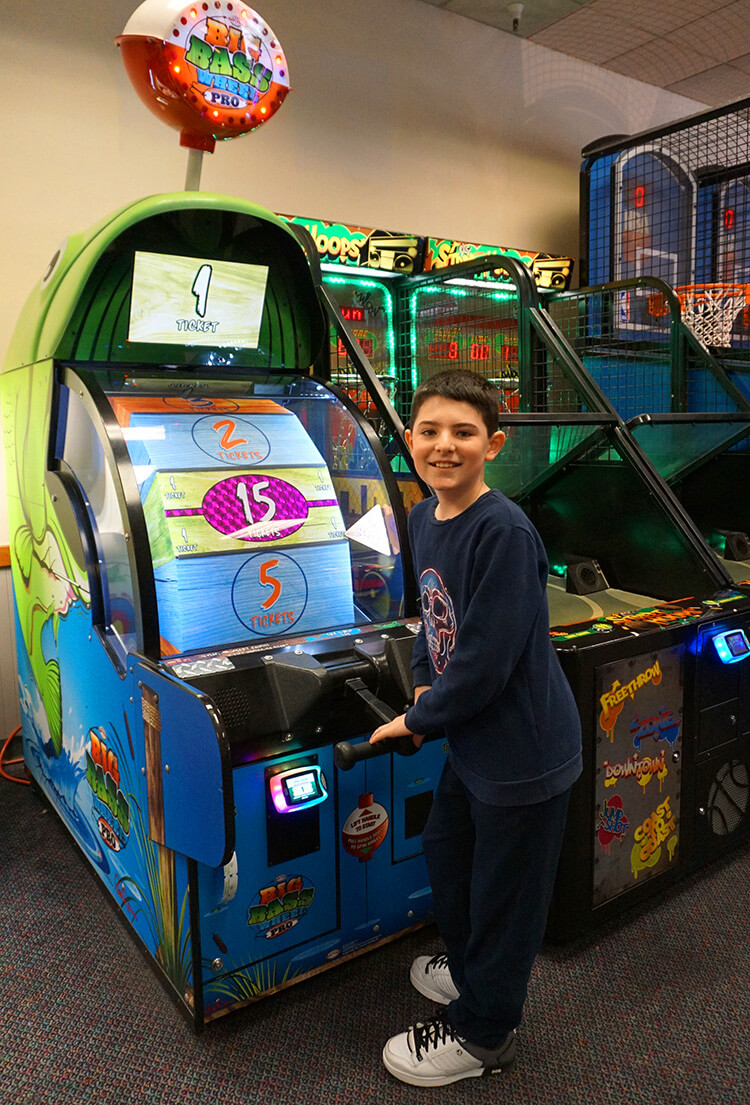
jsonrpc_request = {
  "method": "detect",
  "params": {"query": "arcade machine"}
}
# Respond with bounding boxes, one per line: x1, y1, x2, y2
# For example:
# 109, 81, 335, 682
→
579, 95, 750, 389
400, 253, 750, 940
276, 215, 415, 443
393, 235, 574, 425
280, 216, 575, 452
1, 2, 446, 1030
563, 104, 750, 579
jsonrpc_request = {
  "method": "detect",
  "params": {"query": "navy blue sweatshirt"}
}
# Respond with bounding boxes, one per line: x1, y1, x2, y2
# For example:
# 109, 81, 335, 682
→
404, 490, 582, 806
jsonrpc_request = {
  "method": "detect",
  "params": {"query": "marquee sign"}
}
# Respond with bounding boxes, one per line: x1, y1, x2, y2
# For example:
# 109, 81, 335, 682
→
117, 0, 290, 151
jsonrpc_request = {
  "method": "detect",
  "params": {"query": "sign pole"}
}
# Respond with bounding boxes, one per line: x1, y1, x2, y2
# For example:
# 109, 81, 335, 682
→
184, 149, 203, 193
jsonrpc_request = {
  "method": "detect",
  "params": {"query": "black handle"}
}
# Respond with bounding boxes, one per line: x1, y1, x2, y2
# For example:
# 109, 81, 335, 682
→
334, 734, 418, 771
344, 676, 396, 724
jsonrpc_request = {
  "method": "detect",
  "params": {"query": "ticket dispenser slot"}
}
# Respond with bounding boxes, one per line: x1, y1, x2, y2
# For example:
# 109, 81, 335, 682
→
269, 764, 328, 813
266, 757, 326, 866
712, 628, 750, 664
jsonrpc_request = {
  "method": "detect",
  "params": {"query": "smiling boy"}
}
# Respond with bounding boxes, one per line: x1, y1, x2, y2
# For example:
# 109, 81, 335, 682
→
371, 370, 582, 1087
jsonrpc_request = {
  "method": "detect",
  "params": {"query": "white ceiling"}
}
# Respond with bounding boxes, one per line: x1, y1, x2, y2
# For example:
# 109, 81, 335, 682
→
416, 0, 750, 107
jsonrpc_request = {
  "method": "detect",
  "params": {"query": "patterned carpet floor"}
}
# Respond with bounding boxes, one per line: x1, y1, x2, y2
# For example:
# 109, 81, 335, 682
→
1, 775, 748, 1105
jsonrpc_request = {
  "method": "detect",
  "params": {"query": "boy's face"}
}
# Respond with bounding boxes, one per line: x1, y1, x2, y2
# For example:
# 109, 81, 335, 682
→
405, 396, 505, 500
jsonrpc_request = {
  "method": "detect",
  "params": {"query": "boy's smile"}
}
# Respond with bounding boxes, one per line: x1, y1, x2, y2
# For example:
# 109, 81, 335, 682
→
405, 396, 505, 517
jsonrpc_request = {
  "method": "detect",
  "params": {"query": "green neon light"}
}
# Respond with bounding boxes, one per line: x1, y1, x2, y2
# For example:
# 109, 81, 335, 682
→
410, 291, 419, 391
709, 532, 727, 554
322, 274, 396, 374
324, 274, 380, 290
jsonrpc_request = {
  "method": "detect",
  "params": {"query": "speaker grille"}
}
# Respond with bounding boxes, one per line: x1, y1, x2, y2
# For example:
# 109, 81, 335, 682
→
212, 684, 251, 729
706, 759, 750, 836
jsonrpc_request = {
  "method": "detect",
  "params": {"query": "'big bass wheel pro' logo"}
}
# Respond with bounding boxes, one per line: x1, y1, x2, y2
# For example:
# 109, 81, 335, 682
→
117, 2, 290, 148
247, 875, 315, 939
166, 4, 290, 132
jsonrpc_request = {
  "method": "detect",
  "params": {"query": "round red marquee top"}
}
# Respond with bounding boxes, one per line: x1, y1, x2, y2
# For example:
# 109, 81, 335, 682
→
117, 0, 290, 152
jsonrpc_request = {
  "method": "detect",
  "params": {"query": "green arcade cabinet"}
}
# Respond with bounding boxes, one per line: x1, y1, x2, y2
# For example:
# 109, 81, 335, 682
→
1, 187, 455, 1029
0, 1, 455, 1029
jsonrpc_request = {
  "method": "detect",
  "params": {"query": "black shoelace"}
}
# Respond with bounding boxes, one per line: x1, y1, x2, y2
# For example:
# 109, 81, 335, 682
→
410, 1013, 458, 1060
425, 953, 449, 973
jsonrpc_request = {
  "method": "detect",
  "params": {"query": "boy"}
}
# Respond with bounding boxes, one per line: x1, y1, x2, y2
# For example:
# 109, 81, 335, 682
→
370, 370, 582, 1087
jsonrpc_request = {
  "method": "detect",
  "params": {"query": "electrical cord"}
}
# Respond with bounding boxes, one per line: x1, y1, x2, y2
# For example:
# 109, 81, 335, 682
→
0, 726, 29, 785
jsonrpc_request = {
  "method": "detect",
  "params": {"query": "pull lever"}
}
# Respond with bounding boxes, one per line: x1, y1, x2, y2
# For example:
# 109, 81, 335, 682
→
333, 678, 418, 770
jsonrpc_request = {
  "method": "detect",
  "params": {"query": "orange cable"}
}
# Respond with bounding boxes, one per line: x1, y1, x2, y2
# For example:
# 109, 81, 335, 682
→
0, 726, 30, 785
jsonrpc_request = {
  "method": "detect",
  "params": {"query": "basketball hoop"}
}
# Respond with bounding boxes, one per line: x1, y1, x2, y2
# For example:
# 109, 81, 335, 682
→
675, 283, 750, 346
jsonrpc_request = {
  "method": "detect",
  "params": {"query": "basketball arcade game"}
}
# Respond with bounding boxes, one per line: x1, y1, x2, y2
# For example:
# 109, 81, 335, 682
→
576, 100, 750, 581
280, 216, 574, 458
280, 214, 411, 441
398, 253, 750, 940
561, 107, 750, 891
0, 3, 455, 1030
547, 276, 750, 583
580, 96, 750, 382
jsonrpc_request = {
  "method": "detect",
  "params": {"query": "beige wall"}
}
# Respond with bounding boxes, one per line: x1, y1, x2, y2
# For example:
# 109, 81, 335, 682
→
0, 0, 705, 544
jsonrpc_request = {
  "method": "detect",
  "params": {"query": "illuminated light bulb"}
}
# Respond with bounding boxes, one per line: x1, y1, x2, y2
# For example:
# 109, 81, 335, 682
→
213, 109, 219, 117
190, 8, 197, 16
260, 106, 266, 114
174, 64, 181, 73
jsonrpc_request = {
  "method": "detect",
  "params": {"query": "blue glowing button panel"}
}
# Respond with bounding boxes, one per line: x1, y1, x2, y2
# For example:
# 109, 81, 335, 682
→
269, 765, 328, 813
713, 628, 750, 664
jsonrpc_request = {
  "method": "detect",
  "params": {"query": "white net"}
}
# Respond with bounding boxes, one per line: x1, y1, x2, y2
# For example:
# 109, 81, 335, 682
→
676, 284, 748, 347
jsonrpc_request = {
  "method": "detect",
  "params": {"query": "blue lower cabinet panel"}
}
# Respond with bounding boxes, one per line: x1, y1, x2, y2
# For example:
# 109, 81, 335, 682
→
391, 737, 448, 862
198, 739, 438, 1017
337, 742, 441, 939
199, 747, 340, 1017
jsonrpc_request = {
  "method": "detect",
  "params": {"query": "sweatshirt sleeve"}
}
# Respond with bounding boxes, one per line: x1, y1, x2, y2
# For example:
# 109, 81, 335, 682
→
404, 522, 545, 735
410, 622, 431, 688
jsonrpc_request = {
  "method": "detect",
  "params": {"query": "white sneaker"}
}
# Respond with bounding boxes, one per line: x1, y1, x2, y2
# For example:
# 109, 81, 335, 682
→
410, 954, 460, 1004
382, 1012, 517, 1087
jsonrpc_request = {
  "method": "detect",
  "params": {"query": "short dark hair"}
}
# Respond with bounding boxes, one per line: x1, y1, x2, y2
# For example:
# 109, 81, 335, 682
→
410, 370, 499, 438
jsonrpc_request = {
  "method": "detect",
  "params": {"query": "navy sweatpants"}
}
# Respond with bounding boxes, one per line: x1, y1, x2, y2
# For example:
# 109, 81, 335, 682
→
422, 760, 571, 1049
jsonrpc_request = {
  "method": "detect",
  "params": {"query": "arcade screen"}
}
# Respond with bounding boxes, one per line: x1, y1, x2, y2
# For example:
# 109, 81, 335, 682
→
128, 252, 269, 348
57, 206, 326, 372
106, 375, 407, 656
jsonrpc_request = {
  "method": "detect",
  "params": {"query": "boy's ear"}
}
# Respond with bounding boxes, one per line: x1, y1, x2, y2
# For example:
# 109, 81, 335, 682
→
486, 430, 505, 461
405, 427, 413, 452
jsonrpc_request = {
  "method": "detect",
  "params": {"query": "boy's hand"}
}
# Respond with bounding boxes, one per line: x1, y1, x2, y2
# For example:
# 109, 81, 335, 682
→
370, 715, 424, 749
370, 714, 412, 743
369, 685, 430, 747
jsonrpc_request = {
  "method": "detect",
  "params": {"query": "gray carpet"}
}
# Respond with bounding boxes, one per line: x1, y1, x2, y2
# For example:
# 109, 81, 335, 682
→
1, 774, 748, 1104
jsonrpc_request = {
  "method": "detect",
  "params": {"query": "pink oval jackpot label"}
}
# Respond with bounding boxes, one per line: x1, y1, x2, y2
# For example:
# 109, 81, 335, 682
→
201, 473, 308, 541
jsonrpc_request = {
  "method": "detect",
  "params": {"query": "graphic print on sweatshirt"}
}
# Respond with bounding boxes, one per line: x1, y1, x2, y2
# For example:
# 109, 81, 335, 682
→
420, 567, 457, 674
